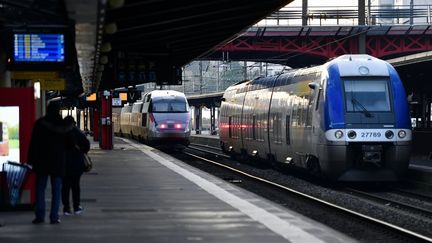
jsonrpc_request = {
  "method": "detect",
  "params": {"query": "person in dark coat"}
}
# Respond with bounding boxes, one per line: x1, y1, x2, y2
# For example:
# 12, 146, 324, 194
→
62, 115, 90, 215
28, 102, 71, 224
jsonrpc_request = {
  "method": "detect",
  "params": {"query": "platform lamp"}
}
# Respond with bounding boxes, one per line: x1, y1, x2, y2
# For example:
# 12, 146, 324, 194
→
97, 65, 105, 72
100, 55, 109, 65
101, 42, 112, 53
109, 0, 124, 9
104, 23, 117, 34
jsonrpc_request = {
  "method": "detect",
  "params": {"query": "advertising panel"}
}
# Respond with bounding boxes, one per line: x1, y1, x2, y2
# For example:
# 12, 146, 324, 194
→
0, 107, 20, 170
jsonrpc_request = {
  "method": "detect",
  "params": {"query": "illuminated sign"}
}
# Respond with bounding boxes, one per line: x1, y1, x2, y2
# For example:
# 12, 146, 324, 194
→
112, 98, 121, 106
119, 93, 127, 101
11, 71, 58, 79
33, 78, 66, 91
14, 34, 65, 62
87, 93, 96, 101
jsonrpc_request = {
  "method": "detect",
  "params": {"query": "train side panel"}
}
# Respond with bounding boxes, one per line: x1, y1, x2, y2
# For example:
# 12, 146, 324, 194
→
130, 102, 143, 139
219, 81, 249, 154
120, 104, 132, 136
268, 70, 323, 168
241, 78, 274, 161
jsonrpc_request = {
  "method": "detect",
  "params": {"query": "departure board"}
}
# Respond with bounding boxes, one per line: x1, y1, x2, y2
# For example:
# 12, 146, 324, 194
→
14, 34, 65, 62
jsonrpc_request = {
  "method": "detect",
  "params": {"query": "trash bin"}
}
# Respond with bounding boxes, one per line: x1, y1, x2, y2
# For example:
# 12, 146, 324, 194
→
2, 161, 31, 207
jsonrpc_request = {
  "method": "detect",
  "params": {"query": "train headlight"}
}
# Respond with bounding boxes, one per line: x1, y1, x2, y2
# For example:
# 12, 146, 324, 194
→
398, 130, 407, 138
347, 130, 356, 139
334, 130, 343, 139
385, 130, 394, 139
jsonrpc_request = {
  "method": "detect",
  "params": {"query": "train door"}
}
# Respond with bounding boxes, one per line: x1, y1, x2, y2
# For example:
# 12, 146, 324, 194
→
309, 76, 324, 156
141, 93, 151, 140
131, 102, 143, 139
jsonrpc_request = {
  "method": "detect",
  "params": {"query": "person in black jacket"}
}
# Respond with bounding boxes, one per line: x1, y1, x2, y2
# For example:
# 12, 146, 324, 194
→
28, 102, 72, 224
62, 116, 90, 215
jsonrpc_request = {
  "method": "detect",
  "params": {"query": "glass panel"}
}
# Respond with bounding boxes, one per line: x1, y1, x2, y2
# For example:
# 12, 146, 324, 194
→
151, 98, 188, 113
344, 80, 391, 112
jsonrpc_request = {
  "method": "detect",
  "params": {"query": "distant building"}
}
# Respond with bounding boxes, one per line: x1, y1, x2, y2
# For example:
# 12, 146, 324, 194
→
373, 0, 431, 25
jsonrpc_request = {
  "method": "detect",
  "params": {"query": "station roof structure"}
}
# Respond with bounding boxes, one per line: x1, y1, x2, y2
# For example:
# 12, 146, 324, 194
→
1, 0, 290, 97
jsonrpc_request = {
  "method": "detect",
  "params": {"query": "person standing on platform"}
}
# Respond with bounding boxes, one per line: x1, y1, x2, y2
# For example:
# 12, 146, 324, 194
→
62, 115, 90, 215
28, 102, 71, 224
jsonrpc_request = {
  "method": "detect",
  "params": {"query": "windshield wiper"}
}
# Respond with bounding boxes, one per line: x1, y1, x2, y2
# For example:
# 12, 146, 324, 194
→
351, 98, 373, 117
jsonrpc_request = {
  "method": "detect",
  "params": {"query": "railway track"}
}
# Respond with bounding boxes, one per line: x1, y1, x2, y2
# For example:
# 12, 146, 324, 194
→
345, 187, 432, 218
179, 146, 432, 242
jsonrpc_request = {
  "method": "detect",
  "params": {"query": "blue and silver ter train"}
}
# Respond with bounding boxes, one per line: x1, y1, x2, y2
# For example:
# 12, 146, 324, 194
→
219, 54, 411, 181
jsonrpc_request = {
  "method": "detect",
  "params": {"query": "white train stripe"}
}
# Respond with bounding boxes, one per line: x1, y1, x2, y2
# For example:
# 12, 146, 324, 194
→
122, 138, 326, 243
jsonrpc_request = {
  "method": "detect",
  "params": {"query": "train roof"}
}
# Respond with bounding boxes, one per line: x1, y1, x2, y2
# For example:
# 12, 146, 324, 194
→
326, 54, 390, 77
145, 90, 186, 98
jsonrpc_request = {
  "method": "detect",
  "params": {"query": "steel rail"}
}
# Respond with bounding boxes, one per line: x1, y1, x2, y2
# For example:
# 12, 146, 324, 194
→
183, 150, 432, 242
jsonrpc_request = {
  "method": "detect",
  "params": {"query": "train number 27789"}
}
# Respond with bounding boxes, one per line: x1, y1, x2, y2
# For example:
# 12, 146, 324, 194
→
361, 132, 381, 138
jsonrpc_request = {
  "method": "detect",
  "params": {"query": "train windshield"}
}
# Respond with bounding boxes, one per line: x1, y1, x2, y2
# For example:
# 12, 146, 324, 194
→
344, 79, 391, 112
151, 97, 188, 113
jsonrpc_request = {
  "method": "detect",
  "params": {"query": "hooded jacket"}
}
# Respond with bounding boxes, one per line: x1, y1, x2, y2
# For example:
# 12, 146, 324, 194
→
28, 106, 72, 177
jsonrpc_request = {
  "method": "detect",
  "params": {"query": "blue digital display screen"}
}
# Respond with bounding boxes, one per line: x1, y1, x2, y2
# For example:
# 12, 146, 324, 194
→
14, 34, 65, 62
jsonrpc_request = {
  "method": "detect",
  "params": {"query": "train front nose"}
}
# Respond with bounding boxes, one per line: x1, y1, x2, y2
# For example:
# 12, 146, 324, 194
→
150, 115, 191, 145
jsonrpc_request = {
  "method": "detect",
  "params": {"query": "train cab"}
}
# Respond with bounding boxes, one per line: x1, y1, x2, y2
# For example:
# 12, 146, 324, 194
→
140, 90, 191, 146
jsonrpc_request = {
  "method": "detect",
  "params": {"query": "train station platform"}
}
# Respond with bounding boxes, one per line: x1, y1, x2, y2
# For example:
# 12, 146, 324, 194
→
0, 137, 354, 243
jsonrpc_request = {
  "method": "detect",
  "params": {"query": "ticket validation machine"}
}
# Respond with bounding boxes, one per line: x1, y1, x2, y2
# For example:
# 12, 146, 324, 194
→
100, 90, 113, 150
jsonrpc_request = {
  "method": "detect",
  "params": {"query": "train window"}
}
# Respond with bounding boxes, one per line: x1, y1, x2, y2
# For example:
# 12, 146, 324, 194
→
228, 116, 232, 138
315, 88, 321, 111
252, 115, 256, 140
286, 115, 291, 145
273, 113, 282, 143
291, 105, 298, 127
150, 97, 188, 113
132, 103, 143, 113
344, 80, 391, 112
257, 113, 264, 141
142, 113, 147, 127
121, 105, 132, 113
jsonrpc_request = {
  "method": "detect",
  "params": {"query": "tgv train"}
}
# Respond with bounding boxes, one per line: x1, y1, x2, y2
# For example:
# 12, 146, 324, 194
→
219, 55, 411, 181
113, 90, 191, 147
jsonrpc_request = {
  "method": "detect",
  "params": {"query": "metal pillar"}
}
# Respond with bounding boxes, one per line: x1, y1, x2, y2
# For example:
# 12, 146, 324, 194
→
93, 108, 99, 141
84, 108, 88, 132
100, 90, 113, 150
76, 108, 81, 130
358, 0, 366, 54
302, 0, 308, 26
210, 105, 216, 135
194, 106, 202, 134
